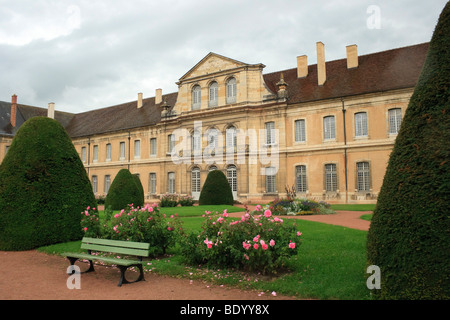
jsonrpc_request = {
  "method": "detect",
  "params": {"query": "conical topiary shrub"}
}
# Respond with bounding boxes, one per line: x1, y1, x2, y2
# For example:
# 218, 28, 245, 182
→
0, 117, 97, 251
199, 170, 234, 205
104, 169, 144, 210
366, 2, 450, 300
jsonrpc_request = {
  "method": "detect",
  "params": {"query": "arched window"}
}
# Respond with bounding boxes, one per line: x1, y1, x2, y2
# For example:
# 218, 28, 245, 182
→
209, 81, 218, 107
227, 165, 237, 194
226, 125, 237, 150
192, 85, 201, 110
191, 167, 201, 194
226, 77, 236, 104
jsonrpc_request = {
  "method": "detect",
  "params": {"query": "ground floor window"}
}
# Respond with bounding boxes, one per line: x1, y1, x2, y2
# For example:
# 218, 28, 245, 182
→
168, 172, 175, 194
356, 162, 370, 192
265, 167, 277, 193
191, 168, 201, 193
325, 164, 337, 192
149, 173, 156, 194
105, 175, 111, 193
295, 165, 307, 193
227, 165, 237, 192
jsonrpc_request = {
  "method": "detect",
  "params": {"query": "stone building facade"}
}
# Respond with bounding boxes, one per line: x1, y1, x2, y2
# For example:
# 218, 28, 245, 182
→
0, 42, 429, 204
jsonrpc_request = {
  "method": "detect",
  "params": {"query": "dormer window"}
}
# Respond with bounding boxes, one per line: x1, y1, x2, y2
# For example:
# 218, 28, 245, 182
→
192, 85, 201, 110
209, 81, 218, 107
226, 77, 236, 104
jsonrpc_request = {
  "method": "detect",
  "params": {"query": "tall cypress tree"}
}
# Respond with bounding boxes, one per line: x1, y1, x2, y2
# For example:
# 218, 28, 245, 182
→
366, 2, 450, 299
0, 117, 97, 250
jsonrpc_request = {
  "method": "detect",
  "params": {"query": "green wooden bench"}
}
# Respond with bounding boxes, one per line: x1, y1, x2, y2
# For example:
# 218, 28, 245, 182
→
63, 237, 150, 287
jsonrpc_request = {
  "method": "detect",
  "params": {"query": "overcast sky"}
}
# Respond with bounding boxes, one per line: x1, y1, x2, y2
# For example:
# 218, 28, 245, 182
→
0, 0, 447, 113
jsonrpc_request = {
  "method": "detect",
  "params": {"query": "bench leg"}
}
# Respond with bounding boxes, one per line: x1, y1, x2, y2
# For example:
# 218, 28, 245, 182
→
67, 257, 95, 273
117, 265, 145, 287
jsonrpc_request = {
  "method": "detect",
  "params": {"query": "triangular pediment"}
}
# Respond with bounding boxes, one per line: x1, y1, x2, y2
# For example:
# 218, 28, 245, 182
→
179, 52, 248, 82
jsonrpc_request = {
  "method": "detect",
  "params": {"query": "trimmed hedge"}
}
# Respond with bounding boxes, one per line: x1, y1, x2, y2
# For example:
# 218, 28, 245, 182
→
366, 2, 450, 300
199, 170, 234, 205
104, 169, 144, 210
0, 117, 97, 251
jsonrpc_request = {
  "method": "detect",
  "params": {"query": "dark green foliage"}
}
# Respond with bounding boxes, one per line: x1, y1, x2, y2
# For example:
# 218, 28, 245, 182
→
198, 170, 234, 205
367, 3, 450, 300
104, 169, 144, 210
0, 117, 97, 251
133, 174, 145, 205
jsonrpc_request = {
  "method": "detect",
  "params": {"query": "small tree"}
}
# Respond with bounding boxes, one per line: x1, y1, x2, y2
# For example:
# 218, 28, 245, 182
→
367, 2, 450, 300
104, 169, 144, 210
199, 170, 234, 205
0, 117, 97, 251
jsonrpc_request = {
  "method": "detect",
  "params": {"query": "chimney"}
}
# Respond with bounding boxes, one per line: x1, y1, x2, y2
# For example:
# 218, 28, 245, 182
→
10, 94, 17, 127
346, 44, 358, 69
297, 55, 308, 78
48, 102, 55, 119
155, 88, 162, 104
137, 92, 143, 108
316, 41, 326, 86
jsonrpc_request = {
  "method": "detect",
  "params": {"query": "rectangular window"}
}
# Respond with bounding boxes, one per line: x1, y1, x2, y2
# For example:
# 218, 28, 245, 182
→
324, 116, 335, 140
168, 172, 175, 194
355, 112, 368, 137
296, 165, 307, 193
149, 173, 156, 194
357, 162, 370, 192
105, 175, 111, 193
106, 143, 111, 161
295, 119, 306, 142
265, 167, 277, 193
192, 131, 202, 154
191, 169, 201, 193
81, 147, 86, 163
388, 108, 402, 134
93, 145, 99, 162
92, 176, 98, 193
168, 134, 175, 154
134, 140, 141, 159
120, 142, 125, 160
265, 122, 275, 145
150, 138, 157, 156
325, 164, 337, 192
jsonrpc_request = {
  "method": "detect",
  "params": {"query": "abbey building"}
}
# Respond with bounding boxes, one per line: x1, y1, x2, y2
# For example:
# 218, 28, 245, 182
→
0, 42, 429, 204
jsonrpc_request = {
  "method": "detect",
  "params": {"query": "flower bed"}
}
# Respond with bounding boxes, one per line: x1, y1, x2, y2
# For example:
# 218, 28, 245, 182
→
180, 208, 301, 274
267, 198, 335, 216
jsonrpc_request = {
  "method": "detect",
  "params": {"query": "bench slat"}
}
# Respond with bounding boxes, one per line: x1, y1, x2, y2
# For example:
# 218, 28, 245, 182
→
63, 252, 143, 266
81, 243, 149, 257
82, 237, 150, 250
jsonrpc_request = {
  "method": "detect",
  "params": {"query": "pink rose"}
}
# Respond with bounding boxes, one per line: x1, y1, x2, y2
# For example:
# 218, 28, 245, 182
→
253, 243, 259, 250
270, 239, 275, 246
289, 242, 296, 249
264, 209, 272, 218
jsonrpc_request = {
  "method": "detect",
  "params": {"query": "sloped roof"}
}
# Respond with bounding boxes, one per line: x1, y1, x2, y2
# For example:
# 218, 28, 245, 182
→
263, 42, 429, 104
65, 92, 178, 137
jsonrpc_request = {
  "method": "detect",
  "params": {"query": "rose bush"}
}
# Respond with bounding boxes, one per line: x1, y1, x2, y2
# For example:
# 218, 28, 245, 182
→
180, 207, 302, 274
81, 203, 183, 256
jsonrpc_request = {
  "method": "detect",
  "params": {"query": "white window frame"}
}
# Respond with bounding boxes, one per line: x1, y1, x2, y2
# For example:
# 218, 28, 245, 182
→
265, 122, 276, 145
265, 166, 277, 193
134, 140, 141, 159
106, 143, 111, 161
93, 145, 99, 162
92, 175, 98, 194
294, 119, 306, 142
192, 85, 201, 110
208, 81, 218, 107
149, 172, 156, 194
119, 142, 125, 160
355, 112, 368, 137
324, 116, 336, 140
168, 172, 175, 194
226, 77, 237, 104
168, 134, 175, 154
325, 164, 337, 192
105, 175, 111, 193
81, 146, 87, 163
150, 138, 157, 156
357, 162, 370, 192
296, 165, 307, 193
191, 167, 201, 193
388, 108, 402, 134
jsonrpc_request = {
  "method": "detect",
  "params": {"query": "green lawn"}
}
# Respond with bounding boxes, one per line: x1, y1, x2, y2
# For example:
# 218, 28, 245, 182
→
330, 204, 376, 211
39, 204, 371, 300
